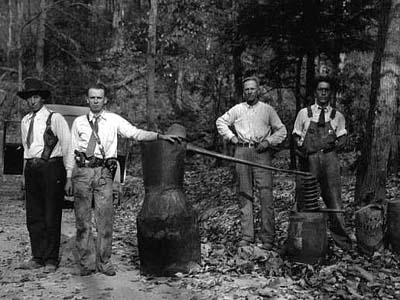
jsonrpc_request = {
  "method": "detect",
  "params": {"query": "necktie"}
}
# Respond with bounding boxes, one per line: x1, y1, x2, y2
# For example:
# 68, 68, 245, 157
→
86, 116, 99, 158
318, 107, 326, 127
26, 112, 36, 149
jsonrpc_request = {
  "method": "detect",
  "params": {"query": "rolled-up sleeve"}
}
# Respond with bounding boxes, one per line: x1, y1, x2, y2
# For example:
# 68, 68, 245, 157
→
216, 107, 237, 141
116, 115, 158, 141
292, 109, 306, 137
265, 108, 287, 146
335, 112, 347, 137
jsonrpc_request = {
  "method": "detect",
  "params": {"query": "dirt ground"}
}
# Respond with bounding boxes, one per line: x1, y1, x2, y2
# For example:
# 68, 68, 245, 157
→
0, 199, 202, 300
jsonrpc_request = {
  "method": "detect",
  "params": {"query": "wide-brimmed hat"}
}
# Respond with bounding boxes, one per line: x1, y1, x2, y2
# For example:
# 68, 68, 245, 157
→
17, 78, 51, 100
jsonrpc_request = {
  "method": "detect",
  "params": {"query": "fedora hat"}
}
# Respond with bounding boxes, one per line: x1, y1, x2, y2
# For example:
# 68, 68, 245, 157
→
17, 78, 51, 100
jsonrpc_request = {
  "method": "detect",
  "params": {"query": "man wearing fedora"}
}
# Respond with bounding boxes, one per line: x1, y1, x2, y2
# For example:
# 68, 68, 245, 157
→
17, 78, 72, 273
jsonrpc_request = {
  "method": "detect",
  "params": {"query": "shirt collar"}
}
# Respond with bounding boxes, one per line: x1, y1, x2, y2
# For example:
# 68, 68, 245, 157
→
88, 110, 107, 121
244, 100, 261, 108
29, 105, 47, 118
314, 103, 331, 111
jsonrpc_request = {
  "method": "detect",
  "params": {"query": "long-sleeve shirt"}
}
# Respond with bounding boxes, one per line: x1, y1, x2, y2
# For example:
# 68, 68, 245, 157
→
21, 105, 71, 168
66, 110, 158, 177
292, 103, 347, 146
216, 101, 287, 146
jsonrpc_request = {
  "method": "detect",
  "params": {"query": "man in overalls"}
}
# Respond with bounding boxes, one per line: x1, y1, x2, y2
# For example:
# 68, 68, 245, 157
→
292, 76, 352, 250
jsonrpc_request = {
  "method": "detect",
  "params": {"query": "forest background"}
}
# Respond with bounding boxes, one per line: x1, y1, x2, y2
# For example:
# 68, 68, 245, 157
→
0, 0, 398, 206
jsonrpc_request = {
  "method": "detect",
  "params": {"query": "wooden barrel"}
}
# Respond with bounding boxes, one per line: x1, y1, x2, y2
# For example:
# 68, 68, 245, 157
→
355, 204, 384, 255
286, 212, 328, 264
387, 200, 400, 253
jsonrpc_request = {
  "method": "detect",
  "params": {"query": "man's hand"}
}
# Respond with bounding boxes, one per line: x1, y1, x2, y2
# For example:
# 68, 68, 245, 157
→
256, 140, 269, 153
65, 178, 73, 196
230, 136, 239, 144
158, 134, 184, 143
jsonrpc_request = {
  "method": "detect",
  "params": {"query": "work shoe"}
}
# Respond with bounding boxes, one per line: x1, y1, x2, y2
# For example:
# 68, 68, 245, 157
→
43, 264, 57, 273
100, 264, 116, 276
17, 259, 43, 270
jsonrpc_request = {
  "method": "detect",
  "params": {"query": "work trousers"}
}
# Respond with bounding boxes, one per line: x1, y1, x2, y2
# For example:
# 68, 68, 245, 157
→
24, 158, 66, 265
307, 151, 351, 249
235, 147, 274, 244
72, 166, 114, 272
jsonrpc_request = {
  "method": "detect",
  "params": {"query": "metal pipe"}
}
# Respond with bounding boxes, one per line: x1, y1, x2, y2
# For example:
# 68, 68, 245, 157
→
186, 143, 312, 177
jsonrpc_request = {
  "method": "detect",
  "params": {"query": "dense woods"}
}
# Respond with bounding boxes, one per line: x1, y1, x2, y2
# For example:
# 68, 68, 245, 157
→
0, 0, 398, 203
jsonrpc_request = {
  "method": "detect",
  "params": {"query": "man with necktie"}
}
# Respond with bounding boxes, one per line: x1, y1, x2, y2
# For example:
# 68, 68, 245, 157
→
64, 82, 181, 276
292, 76, 352, 250
216, 76, 287, 250
17, 78, 71, 273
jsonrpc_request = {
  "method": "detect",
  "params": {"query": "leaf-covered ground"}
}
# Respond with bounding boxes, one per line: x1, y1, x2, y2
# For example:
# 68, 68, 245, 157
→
1, 152, 400, 299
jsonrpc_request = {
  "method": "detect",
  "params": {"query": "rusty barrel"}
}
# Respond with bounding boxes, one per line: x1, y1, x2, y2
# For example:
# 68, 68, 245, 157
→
355, 204, 384, 255
286, 211, 328, 264
137, 137, 200, 276
387, 200, 400, 254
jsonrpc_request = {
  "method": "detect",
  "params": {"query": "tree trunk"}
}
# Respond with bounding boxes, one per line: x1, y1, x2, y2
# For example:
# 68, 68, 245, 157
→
303, 0, 319, 105
16, 0, 24, 119
7, 0, 13, 63
146, 0, 157, 130
232, 0, 243, 104
111, 0, 124, 53
355, 0, 396, 206
36, 0, 46, 79
290, 55, 304, 170
175, 60, 184, 114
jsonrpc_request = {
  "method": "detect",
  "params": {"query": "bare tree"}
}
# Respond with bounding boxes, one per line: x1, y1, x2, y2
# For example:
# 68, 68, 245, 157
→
355, 0, 397, 206
7, 0, 13, 62
146, 0, 157, 130
36, 0, 46, 79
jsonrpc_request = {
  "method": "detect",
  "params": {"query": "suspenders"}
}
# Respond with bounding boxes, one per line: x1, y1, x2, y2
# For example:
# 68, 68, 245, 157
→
307, 106, 336, 120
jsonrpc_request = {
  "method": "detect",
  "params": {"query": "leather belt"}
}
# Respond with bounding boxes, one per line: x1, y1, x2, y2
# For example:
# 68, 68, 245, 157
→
78, 157, 105, 168
308, 148, 335, 155
237, 142, 259, 148
26, 157, 63, 164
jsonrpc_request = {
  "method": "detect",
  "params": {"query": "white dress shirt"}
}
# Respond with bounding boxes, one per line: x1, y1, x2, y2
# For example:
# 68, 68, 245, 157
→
66, 110, 158, 177
292, 103, 347, 146
216, 101, 287, 146
21, 106, 71, 167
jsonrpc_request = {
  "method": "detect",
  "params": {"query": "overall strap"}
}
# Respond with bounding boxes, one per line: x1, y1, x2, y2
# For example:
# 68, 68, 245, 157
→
307, 106, 313, 118
330, 108, 336, 120
46, 111, 54, 127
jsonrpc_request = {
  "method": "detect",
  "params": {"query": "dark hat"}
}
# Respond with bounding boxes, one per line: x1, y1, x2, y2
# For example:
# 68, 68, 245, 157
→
17, 78, 51, 100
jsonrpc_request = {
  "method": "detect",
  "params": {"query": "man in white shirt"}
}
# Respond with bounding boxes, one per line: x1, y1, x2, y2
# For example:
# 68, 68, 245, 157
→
293, 76, 352, 250
216, 76, 287, 249
17, 78, 71, 273
64, 83, 180, 276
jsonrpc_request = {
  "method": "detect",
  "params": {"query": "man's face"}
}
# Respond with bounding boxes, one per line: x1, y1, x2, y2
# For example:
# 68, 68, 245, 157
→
315, 81, 332, 106
243, 79, 258, 105
27, 95, 44, 113
87, 88, 107, 114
